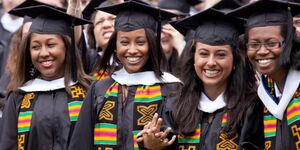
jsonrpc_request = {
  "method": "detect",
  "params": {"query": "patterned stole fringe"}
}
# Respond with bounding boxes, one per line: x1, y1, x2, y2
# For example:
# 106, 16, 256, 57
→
92, 69, 109, 80
17, 85, 86, 150
263, 75, 300, 150
177, 112, 238, 150
94, 82, 163, 150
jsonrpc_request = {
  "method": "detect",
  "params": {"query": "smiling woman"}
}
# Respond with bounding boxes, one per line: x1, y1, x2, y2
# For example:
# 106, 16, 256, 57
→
0, 4, 91, 150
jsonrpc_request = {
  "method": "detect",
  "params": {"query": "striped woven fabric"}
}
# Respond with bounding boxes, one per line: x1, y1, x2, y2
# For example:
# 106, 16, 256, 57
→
133, 131, 140, 150
68, 101, 83, 121
18, 111, 33, 133
104, 82, 119, 98
287, 98, 300, 125
134, 84, 162, 102
178, 124, 201, 143
92, 70, 110, 80
221, 112, 228, 127
94, 123, 117, 145
264, 115, 277, 138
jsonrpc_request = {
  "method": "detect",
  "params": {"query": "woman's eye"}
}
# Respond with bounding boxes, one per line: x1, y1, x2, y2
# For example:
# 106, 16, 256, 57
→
48, 43, 56, 48
120, 41, 129, 45
216, 53, 226, 57
31, 45, 40, 50
199, 52, 208, 56
137, 40, 146, 45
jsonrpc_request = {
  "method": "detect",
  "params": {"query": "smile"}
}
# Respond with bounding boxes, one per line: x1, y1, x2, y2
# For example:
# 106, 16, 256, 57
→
126, 57, 141, 63
257, 59, 272, 65
40, 60, 53, 67
204, 70, 220, 77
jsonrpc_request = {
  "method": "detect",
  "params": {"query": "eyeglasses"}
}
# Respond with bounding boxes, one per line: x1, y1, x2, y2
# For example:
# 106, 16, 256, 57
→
246, 41, 284, 51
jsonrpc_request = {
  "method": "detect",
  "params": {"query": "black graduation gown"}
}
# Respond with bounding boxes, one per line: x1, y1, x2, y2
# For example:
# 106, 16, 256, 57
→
161, 101, 265, 150
69, 77, 180, 150
0, 84, 85, 150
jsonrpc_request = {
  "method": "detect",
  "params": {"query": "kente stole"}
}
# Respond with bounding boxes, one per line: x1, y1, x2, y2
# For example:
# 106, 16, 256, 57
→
92, 69, 109, 80
262, 75, 300, 150
17, 85, 86, 150
177, 112, 239, 150
93, 82, 163, 150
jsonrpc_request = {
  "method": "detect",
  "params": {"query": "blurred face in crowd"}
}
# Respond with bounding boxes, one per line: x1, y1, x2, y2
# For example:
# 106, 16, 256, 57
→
93, 10, 116, 50
36, 0, 65, 8
293, 17, 300, 39
3, 0, 24, 12
30, 33, 66, 81
247, 26, 284, 76
194, 42, 233, 90
116, 29, 149, 73
161, 31, 173, 60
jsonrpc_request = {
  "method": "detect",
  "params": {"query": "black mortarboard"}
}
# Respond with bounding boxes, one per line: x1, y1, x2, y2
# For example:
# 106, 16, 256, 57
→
169, 20, 194, 41
212, 0, 242, 13
158, 0, 190, 14
177, 8, 244, 46
82, 0, 113, 20
95, 0, 177, 32
8, 0, 66, 15
228, 0, 300, 67
10, 5, 90, 36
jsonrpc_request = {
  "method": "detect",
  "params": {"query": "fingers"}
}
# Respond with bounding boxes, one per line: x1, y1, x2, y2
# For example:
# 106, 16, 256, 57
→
167, 135, 177, 145
160, 127, 172, 140
149, 113, 158, 127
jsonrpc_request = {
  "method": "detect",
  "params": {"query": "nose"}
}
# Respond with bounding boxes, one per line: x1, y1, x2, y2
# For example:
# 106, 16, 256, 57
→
256, 44, 269, 55
39, 46, 50, 57
127, 43, 138, 55
206, 55, 216, 67
102, 19, 113, 28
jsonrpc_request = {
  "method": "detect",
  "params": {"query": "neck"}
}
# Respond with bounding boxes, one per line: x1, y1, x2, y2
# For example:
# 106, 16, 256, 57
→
270, 67, 287, 93
204, 82, 227, 100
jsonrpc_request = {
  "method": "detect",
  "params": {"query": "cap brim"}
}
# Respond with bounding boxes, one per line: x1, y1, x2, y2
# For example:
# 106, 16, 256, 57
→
8, 0, 66, 17
82, 0, 106, 20
95, 0, 177, 20
11, 5, 91, 25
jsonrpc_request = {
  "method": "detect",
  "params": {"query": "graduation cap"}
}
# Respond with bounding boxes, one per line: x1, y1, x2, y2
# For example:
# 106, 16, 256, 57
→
95, 0, 177, 32
228, 0, 300, 67
176, 8, 244, 46
82, 0, 113, 20
10, 5, 91, 81
212, 0, 242, 13
8, 0, 66, 16
169, 20, 194, 41
158, 0, 190, 14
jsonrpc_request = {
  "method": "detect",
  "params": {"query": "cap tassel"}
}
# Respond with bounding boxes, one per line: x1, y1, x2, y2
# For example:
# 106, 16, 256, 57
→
156, 10, 164, 76
281, 6, 294, 67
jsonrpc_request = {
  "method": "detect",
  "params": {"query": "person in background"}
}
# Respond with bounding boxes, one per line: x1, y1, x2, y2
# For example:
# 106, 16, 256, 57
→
229, 0, 300, 149
0, 5, 91, 149
68, 1, 181, 149
82, 0, 115, 77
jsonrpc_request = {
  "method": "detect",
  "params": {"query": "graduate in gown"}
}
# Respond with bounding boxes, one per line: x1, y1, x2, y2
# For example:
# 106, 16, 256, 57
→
68, 1, 182, 150
0, 5, 91, 150
229, 0, 300, 149
138, 8, 264, 150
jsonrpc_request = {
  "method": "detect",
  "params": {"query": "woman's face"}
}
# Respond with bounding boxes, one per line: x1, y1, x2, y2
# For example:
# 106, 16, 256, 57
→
93, 11, 115, 50
194, 42, 233, 89
30, 33, 66, 81
116, 29, 149, 73
247, 26, 284, 75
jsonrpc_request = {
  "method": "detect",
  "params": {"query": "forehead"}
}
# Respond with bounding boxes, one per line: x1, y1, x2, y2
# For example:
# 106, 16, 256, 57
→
248, 25, 283, 39
94, 11, 115, 20
117, 29, 146, 38
195, 42, 232, 51
30, 33, 63, 41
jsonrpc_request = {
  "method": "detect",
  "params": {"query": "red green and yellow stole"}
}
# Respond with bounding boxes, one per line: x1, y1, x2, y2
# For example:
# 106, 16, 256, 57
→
263, 75, 300, 150
17, 85, 86, 150
177, 112, 239, 150
93, 82, 163, 150
92, 69, 109, 80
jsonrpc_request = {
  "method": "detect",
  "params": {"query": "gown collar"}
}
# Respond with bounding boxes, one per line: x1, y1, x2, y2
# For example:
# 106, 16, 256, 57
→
258, 69, 300, 120
19, 77, 77, 92
198, 92, 226, 113
111, 68, 181, 86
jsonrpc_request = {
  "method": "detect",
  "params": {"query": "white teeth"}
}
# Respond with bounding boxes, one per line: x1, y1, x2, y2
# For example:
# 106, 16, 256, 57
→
258, 59, 271, 64
103, 32, 112, 38
204, 70, 219, 75
41, 60, 52, 65
127, 57, 140, 62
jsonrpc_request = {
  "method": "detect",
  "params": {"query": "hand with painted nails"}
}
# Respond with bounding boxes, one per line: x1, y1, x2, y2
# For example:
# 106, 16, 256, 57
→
136, 113, 176, 150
